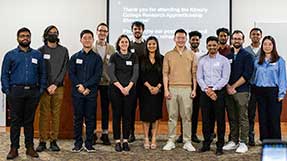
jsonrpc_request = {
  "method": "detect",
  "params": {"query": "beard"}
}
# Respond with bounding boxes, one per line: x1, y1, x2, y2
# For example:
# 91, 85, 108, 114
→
233, 43, 242, 49
19, 41, 31, 47
191, 43, 199, 49
134, 32, 142, 39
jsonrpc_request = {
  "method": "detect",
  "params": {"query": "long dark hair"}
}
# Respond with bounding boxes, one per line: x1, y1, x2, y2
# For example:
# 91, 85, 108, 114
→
258, 36, 279, 64
141, 36, 162, 72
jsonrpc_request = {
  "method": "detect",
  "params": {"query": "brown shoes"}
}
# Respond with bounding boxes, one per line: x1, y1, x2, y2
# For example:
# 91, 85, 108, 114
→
6, 148, 18, 160
26, 147, 39, 158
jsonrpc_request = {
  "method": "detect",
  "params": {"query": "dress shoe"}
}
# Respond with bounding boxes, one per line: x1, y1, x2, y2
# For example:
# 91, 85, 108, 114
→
199, 146, 210, 152
36, 142, 47, 152
215, 148, 223, 155
6, 148, 18, 160
115, 142, 122, 152
50, 140, 61, 151
122, 142, 130, 151
26, 147, 39, 158
128, 134, 136, 143
192, 135, 201, 143
176, 134, 183, 143
100, 134, 111, 145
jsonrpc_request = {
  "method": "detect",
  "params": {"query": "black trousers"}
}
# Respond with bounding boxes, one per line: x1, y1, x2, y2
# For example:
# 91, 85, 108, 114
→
255, 86, 282, 141
98, 85, 110, 130
9, 86, 40, 149
248, 85, 257, 142
72, 96, 97, 147
200, 90, 225, 149
110, 85, 136, 140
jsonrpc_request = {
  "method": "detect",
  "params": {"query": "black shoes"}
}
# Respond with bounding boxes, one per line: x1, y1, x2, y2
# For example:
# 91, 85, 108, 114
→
199, 146, 210, 152
100, 134, 111, 145
215, 148, 223, 155
50, 140, 61, 151
92, 133, 98, 145
115, 142, 122, 152
248, 138, 255, 146
72, 145, 84, 153
6, 148, 18, 160
192, 135, 201, 143
128, 134, 136, 143
176, 135, 183, 143
36, 142, 47, 152
85, 145, 96, 153
210, 133, 216, 141
26, 147, 39, 158
122, 142, 130, 151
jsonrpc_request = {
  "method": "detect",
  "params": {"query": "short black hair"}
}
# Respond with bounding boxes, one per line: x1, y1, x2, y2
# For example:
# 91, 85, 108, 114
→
206, 36, 219, 44
131, 21, 145, 30
189, 31, 202, 39
80, 29, 94, 39
174, 29, 187, 36
43, 25, 59, 44
17, 27, 31, 37
249, 27, 262, 35
216, 27, 230, 36
231, 30, 245, 39
97, 22, 109, 31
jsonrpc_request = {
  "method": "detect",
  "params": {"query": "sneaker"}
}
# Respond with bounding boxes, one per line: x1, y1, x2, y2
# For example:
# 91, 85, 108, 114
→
162, 141, 175, 151
115, 142, 122, 152
122, 142, 130, 151
215, 148, 224, 155
72, 146, 83, 153
128, 134, 136, 143
223, 141, 238, 150
100, 134, 111, 145
50, 140, 60, 151
85, 145, 96, 153
183, 142, 196, 152
192, 135, 201, 143
36, 142, 47, 152
235, 143, 248, 153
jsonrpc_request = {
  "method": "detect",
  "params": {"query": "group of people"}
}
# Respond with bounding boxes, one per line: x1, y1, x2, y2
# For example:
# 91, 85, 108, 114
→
1, 20, 286, 160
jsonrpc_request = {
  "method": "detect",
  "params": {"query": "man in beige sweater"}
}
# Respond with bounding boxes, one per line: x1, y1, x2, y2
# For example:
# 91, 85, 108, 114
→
162, 29, 197, 152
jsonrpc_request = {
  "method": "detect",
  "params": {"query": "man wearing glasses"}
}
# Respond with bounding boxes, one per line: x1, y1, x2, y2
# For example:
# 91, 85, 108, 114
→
1, 27, 46, 159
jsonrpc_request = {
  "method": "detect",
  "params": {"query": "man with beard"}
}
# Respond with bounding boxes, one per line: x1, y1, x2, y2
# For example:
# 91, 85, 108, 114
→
216, 28, 231, 56
128, 21, 148, 142
244, 28, 262, 146
36, 25, 69, 152
197, 36, 230, 155
176, 31, 204, 144
223, 30, 254, 153
1, 27, 46, 159
92, 23, 115, 145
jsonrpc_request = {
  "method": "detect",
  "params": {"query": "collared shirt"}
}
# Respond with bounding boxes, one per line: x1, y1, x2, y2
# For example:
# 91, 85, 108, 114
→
226, 47, 254, 92
252, 57, 287, 99
245, 45, 261, 58
130, 40, 145, 60
194, 50, 207, 61
1, 46, 47, 94
197, 52, 231, 92
69, 49, 103, 97
163, 47, 197, 87
38, 44, 69, 86
218, 45, 231, 57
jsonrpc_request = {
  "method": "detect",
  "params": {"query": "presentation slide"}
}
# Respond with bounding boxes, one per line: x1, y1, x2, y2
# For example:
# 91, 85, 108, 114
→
108, 0, 231, 54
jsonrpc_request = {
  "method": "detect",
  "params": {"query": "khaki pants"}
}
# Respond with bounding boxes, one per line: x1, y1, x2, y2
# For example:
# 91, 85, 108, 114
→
39, 87, 64, 142
166, 87, 193, 143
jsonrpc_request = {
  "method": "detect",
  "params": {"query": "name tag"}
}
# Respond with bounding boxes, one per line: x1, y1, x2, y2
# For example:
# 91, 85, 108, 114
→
32, 58, 38, 64
126, 61, 132, 66
214, 62, 220, 66
270, 62, 277, 66
131, 49, 135, 53
229, 59, 233, 64
76, 59, 83, 64
43, 54, 50, 60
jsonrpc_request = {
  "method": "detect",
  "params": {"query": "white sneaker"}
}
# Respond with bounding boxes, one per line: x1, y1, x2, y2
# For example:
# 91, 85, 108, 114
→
235, 143, 248, 153
162, 141, 175, 151
223, 141, 238, 150
183, 142, 196, 152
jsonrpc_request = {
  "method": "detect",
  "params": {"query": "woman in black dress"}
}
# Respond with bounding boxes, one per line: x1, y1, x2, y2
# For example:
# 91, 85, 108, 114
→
140, 36, 163, 149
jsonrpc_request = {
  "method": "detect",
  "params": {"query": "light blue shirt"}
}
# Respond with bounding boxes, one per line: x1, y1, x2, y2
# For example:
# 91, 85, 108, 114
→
252, 57, 287, 99
197, 52, 231, 92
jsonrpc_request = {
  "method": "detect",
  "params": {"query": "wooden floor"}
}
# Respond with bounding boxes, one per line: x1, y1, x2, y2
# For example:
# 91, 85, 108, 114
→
2, 121, 287, 137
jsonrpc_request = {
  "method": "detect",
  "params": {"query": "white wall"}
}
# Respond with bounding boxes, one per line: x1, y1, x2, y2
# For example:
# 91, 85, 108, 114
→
0, 0, 286, 126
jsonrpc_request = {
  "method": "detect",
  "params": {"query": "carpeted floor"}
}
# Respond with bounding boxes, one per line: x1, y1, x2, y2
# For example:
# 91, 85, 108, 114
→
0, 132, 261, 161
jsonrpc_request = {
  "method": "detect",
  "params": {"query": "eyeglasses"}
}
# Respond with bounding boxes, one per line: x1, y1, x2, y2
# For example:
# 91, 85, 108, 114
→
97, 29, 108, 33
18, 34, 30, 38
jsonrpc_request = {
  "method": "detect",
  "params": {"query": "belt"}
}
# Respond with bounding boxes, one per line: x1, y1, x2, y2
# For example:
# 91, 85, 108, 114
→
11, 85, 38, 90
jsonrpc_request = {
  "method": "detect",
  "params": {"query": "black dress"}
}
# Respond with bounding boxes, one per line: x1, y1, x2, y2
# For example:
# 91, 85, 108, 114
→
139, 55, 164, 122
